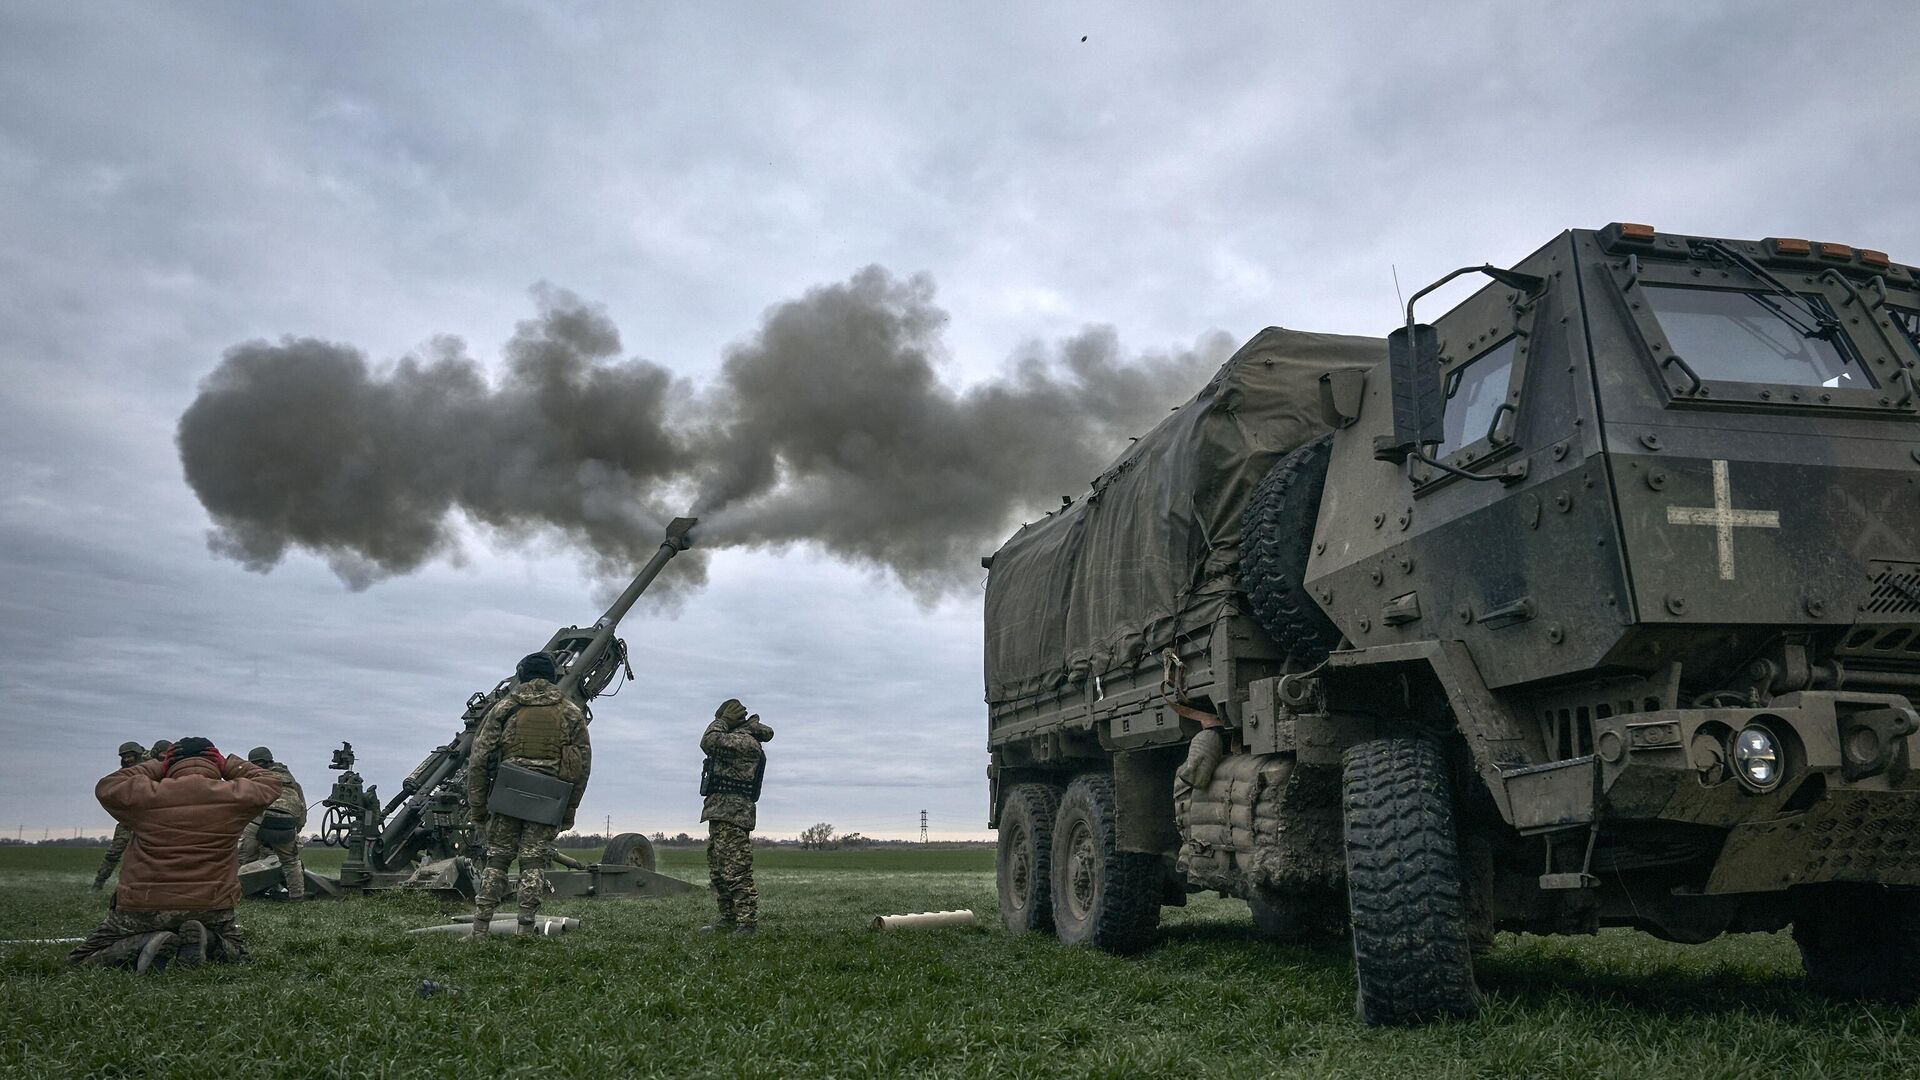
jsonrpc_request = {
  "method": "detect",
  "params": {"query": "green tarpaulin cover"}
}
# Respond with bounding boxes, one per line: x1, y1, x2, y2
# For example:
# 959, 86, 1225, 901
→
983, 327, 1386, 705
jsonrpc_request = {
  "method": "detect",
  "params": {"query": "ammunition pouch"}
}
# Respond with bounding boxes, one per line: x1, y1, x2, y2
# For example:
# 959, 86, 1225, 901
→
486, 762, 575, 826
256, 810, 300, 846
700, 754, 766, 801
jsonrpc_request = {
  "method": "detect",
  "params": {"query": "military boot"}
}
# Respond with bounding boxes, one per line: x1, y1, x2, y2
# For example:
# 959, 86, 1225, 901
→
134, 932, 178, 975
697, 922, 735, 934
173, 921, 210, 966
517, 915, 538, 936
734, 924, 757, 936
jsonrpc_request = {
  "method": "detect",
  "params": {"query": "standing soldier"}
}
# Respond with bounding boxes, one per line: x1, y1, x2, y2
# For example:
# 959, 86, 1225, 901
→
465, 652, 590, 936
700, 700, 773, 934
236, 746, 308, 901
92, 742, 149, 890
149, 739, 173, 761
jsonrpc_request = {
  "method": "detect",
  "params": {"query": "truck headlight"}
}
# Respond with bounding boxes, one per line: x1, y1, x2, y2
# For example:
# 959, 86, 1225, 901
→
1729, 726, 1782, 792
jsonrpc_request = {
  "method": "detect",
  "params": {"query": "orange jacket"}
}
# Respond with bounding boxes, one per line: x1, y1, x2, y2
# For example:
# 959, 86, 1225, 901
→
95, 754, 281, 911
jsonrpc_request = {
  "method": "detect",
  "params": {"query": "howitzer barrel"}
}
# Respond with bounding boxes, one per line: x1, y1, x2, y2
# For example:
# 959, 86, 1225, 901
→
556, 516, 696, 699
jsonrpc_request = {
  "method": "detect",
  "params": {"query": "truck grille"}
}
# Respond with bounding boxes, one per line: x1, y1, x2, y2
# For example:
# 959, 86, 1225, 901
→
1865, 567, 1920, 616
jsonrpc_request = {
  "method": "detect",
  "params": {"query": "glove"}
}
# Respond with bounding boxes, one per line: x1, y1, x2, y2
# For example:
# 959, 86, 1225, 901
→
90, 876, 107, 892
469, 806, 490, 826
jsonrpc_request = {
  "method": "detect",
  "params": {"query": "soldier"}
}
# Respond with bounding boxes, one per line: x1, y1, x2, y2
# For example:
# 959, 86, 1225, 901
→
92, 742, 149, 890
70, 737, 281, 972
699, 700, 773, 934
149, 739, 172, 760
465, 652, 590, 936
236, 746, 308, 901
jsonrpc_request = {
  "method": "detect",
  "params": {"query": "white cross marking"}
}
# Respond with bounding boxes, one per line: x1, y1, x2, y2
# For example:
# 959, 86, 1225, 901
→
1665, 459, 1779, 581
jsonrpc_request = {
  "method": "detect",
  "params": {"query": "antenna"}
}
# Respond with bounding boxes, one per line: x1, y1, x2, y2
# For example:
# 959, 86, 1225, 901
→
919, 809, 929, 844
1392, 263, 1406, 314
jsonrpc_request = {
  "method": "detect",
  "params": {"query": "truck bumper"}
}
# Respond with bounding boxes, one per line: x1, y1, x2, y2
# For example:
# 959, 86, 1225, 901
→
1505, 690, 1920, 893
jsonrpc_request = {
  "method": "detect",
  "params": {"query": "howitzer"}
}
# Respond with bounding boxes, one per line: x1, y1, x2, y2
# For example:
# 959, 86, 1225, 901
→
270, 517, 702, 901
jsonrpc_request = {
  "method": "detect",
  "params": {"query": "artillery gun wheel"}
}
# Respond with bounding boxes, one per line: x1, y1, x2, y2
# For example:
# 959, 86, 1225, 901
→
601, 832, 658, 872
1341, 737, 1478, 1025
1049, 773, 1162, 953
1792, 883, 1920, 1002
997, 783, 1061, 933
1241, 434, 1342, 664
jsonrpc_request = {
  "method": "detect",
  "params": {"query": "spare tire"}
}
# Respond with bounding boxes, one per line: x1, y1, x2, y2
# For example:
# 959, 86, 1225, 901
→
1241, 433, 1341, 663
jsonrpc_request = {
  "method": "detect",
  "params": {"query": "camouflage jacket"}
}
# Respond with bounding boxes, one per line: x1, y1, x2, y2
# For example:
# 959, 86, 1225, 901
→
700, 715, 772, 830
467, 679, 591, 825
258, 762, 307, 827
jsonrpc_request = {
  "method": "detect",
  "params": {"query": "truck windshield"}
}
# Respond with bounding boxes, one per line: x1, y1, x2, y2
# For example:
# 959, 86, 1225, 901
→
1641, 284, 1876, 389
1438, 337, 1516, 456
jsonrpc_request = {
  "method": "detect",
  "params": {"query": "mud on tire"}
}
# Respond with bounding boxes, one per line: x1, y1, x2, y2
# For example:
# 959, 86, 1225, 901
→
1342, 737, 1478, 1025
1792, 883, 1920, 1003
997, 783, 1061, 933
1241, 434, 1341, 664
1050, 773, 1162, 953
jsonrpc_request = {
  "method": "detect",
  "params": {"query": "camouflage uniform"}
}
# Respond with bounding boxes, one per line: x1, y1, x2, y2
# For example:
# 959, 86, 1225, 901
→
466, 676, 590, 931
237, 760, 308, 900
701, 701, 773, 930
92, 743, 148, 890
68, 907, 247, 967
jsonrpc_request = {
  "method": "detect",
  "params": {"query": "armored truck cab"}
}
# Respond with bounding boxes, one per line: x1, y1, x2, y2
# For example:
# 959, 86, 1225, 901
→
984, 226, 1920, 1024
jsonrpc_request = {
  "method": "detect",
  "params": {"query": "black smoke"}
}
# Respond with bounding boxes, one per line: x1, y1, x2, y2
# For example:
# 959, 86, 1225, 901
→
177, 269, 1227, 599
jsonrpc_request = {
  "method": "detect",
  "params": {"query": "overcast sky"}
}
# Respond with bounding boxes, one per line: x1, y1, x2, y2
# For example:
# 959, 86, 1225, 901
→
4, 3, 1918, 841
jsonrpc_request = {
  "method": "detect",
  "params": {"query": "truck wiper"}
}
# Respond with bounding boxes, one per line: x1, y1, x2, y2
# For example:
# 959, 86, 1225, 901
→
1691, 239, 1841, 342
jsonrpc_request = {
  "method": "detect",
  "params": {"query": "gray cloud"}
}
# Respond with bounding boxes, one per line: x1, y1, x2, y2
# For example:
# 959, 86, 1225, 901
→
178, 268, 1226, 601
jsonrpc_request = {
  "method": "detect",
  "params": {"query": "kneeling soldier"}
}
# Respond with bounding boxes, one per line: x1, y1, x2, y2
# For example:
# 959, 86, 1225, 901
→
236, 746, 308, 900
71, 738, 280, 972
700, 699, 773, 934
466, 652, 590, 936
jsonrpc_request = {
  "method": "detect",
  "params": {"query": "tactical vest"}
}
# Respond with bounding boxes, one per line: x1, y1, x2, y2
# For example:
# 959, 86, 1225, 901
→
505, 702, 567, 761
701, 751, 766, 800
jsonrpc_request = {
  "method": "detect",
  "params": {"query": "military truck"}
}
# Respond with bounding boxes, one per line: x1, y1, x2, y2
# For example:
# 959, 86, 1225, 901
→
983, 225, 1920, 1024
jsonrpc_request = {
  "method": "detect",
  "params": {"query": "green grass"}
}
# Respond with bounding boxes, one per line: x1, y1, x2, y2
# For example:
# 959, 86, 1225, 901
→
2, 846, 1915, 1078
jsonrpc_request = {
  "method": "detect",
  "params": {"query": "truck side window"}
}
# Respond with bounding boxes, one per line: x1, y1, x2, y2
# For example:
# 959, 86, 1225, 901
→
1437, 337, 1517, 456
1640, 285, 1875, 389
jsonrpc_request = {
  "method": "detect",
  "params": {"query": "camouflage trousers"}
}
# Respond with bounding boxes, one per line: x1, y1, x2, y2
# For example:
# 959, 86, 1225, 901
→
68, 906, 246, 967
93, 823, 134, 886
707, 821, 758, 927
237, 820, 305, 900
475, 815, 559, 924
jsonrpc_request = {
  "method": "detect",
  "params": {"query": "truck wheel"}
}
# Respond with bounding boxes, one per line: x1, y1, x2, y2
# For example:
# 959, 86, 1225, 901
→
601, 832, 657, 871
1241, 434, 1341, 664
1793, 884, 1920, 1002
1342, 737, 1478, 1025
997, 783, 1061, 933
1050, 773, 1162, 953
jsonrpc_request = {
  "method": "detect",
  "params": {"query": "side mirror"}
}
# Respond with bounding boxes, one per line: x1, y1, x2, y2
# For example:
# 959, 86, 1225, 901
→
1318, 368, 1368, 429
1372, 323, 1443, 463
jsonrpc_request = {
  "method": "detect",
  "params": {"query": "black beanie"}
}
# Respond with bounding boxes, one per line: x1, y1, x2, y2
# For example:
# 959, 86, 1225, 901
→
517, 652, 558, 682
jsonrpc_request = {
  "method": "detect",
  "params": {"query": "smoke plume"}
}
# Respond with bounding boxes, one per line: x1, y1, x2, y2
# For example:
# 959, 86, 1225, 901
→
177, 269, 1229, 600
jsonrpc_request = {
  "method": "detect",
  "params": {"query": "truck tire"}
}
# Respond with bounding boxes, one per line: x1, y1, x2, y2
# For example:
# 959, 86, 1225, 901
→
997, 783, 1061, 933
1342, 737, 1478, 1025
1792, 884, 1920, 1002
601, 832, 657, 872
1050, 773, 1162, 953
1241, 434, 1341, 664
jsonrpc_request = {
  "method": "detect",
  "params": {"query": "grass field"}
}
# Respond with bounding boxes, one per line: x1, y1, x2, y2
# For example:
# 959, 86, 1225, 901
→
2, 845, 1915, 1078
